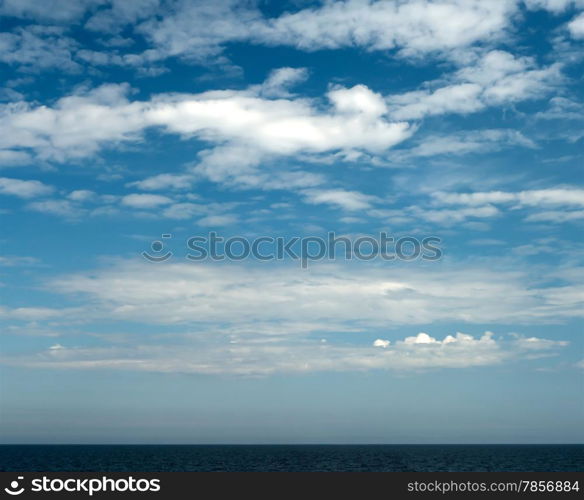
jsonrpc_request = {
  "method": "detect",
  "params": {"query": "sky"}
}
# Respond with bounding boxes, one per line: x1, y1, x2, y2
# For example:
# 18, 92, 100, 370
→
0, 0, 583, 444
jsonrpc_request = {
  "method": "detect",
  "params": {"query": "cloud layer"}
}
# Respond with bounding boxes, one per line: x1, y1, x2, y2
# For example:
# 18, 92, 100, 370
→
34, 260, 583, 328
4, 330, 568, 376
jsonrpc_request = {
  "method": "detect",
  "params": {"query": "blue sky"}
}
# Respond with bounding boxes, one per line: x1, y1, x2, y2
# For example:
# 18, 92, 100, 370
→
0, 0, 583, 444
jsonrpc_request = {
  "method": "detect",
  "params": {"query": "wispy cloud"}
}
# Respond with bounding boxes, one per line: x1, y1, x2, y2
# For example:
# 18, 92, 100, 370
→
42, 259, 584, 327
3, 330, 568, 376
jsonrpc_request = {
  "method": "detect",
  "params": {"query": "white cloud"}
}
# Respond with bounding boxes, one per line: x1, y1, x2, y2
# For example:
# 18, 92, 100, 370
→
258, 67, 309, 97
0, 149, 32, 166
426, 188, 584, 224
191, 145, 326, 190
0, 255, 40, 267
0, 82, 412, 169
197, 214, 238, 226
128, 174, 193, 191
524, 210, 584, 222
302, 189, 377, 211
399, 129, 536, 158
67, 189, 96, 201
0, 0, 578, 75
433, 188, 584, 208
409, 204, 500, 224
524, 0, 584, 13
160, 202, 204, 220
0, 0, 101, 22
0, 1, 521, 76
0, 181, 243, 221
26, 199, 80, 217
0, 305, 61, 321
0, 26, 79, 71
121, 193, 173, 208
329, 84, 388, 116
84, 0, 160, 33
0, 83, 144, 161
0, 81, 415, 198
567, 12, 584, 38
535, 96, 584, 120
388, 50, 562, 120
388, 83, 483, 120
10, 1, 580, 61
513, 335, 569, 351
48, 260, 584, 327
138, 0, 517, 64
148, 85, 410, 155
0, 177, 53, 198
3, 330, 568, 376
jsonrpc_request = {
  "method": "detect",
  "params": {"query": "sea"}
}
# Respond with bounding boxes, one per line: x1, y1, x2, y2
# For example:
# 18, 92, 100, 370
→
0, 445, 582, 472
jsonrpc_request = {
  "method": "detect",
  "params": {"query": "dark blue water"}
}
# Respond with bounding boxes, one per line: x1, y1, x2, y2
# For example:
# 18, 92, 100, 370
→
1, 445, 582, 472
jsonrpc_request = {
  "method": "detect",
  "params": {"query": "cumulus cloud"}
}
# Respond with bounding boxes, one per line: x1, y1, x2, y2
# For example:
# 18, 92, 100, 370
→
0, 25, 80, 71
0, 0, 581, 381
387, 50, 562, 120
535, 96, 584, 120
121, 193, 173, 208
197, 213, 238, 226
0, 0, 101, 23
567, 12, 584, 38
136, 0, 517, 64
159, 202, 205, 220
302, 189, 377, 211
0, 0, 580, 74
0, 54, 563, 199
418, 187, 584, 225
84, 0, 160, 34
0, 81, 414, 197
0, 149, 32, 167
67, 189, 96, 202
1, 180, 242, 221
0, 83, 144, 161
388, 83, 483, 120
148, 84, 410, 155
128, 174, 193, 191
26, 199, 81, 218
0, 177, 53, 198
190, 144, 326, 190
258, 67, 309, 97
0, 82, 411, 170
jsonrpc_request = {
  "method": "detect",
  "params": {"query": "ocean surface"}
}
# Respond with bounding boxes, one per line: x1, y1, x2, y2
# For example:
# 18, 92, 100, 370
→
1, 445, 582, 472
